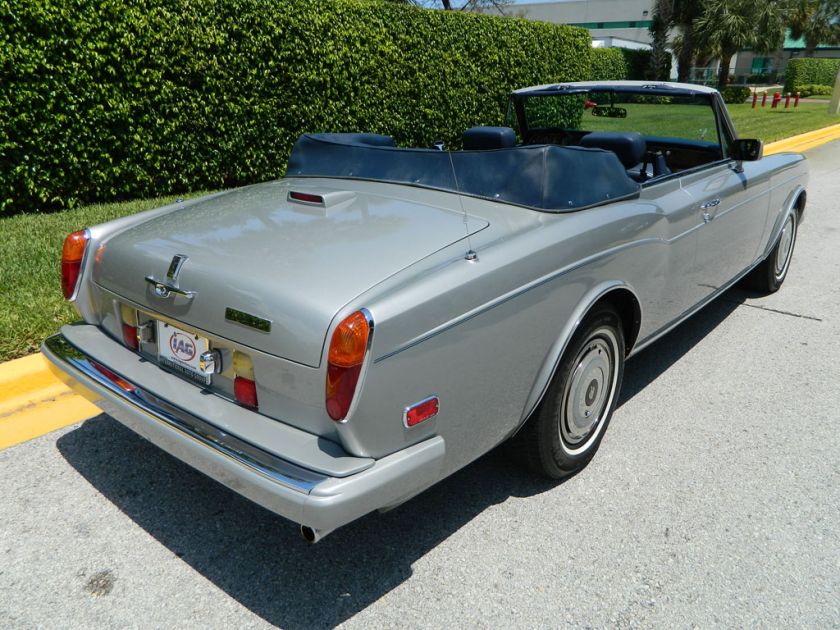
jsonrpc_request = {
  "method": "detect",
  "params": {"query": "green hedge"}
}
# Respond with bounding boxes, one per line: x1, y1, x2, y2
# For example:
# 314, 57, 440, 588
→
591, 48, 627, 81
721, 86, 752, 104
784, 58, 840, 94
0, 0, 592, 214
794, 83, 834, 97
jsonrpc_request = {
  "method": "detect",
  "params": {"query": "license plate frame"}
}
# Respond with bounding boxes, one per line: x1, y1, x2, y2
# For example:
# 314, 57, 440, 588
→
156, 321, 211, 386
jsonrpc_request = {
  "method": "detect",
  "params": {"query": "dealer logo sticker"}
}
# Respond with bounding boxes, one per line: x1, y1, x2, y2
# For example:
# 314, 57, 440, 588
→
169, 332, 196, 362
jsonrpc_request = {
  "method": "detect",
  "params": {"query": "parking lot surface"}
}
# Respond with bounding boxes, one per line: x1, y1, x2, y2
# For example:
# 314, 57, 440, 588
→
1, 142, 838, 629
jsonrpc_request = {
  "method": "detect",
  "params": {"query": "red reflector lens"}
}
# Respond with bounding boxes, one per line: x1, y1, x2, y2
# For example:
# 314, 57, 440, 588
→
404, 396, 439, 427
289, 191, 324, 205
122, 323, 139, 351
61, 230, 89, 299
325, 363, 362, 421
234, 376, 258, 408
91, 362, 136, 393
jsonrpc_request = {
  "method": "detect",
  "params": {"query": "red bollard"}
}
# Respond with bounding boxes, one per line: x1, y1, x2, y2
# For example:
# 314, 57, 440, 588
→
761, 92, 768, 107
771, 92, 781, 108
784, 93, 791, 108
752, 91, 758, 108
794, 92, 800, 107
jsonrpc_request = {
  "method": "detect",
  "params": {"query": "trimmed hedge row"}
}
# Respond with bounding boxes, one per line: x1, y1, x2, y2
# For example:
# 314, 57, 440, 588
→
721, 86, 752, 104
794, 83, 834, 97
591, 47, 628, 81
0, 0, 592, 214
783, 58, 840, 94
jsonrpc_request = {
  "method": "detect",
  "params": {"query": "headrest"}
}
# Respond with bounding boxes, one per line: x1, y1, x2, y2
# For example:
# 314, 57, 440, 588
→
462, 126, 517, 151
580, 132, 646, 168
312, 133, 396, 147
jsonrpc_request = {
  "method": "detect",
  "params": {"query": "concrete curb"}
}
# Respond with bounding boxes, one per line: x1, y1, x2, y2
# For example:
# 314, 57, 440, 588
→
2, 126, 839, 451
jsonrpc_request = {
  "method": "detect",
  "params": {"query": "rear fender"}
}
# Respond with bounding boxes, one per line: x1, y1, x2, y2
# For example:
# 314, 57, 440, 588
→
513, 280, 641, 434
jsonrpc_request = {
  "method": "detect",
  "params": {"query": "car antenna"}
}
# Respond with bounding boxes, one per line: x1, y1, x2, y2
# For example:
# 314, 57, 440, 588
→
437, 139, 477, 262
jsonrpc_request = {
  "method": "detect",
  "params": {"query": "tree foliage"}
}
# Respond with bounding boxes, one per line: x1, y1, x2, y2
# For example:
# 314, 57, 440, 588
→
649, 0, 674, 80
788, 0, 840, 56
693, 0, 789, 87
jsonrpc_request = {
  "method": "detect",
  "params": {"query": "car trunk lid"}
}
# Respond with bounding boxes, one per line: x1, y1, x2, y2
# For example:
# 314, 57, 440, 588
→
94, 179, 488, 367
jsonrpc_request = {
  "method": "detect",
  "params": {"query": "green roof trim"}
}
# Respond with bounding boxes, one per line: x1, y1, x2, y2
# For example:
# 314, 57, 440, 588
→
783, 29, 840, 50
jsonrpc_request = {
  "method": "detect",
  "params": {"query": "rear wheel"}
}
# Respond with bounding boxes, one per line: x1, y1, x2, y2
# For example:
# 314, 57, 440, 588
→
742, 211, 797, 293
512, 304, 625, 479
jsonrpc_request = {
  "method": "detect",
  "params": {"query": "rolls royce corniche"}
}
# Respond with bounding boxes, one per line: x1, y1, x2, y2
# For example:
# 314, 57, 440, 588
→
44, 81, 807, 542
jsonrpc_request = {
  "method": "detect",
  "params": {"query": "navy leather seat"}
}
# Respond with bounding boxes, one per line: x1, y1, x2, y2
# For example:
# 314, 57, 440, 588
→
580, 132, 646, 169
462, 126, 517, 151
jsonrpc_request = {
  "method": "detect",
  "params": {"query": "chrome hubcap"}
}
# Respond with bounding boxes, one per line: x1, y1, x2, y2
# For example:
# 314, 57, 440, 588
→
774, 215, 795, 278
560, 329, 619, 452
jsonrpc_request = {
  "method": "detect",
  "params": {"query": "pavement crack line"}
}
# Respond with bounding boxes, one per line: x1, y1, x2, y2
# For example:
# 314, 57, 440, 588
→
724, 299, 823, 322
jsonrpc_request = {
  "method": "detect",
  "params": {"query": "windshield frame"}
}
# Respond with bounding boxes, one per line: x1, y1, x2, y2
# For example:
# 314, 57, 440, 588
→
507, 87, 738, 185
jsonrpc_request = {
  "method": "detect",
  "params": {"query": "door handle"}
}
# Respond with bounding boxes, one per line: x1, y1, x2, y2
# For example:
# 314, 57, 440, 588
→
700, 198, 720, 223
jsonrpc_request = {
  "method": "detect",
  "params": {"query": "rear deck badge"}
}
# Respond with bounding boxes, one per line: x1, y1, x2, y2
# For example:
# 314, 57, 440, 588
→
225, 307, 272, 333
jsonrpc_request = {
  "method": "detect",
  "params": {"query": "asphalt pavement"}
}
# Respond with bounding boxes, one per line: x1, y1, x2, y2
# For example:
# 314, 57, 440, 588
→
1, 142, 839, 629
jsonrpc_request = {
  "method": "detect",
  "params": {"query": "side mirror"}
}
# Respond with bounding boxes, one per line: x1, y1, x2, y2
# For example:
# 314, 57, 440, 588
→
732, 138, 763, 161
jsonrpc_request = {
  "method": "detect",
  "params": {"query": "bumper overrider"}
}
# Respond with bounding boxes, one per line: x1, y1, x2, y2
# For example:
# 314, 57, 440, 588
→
42, 326, 445, 541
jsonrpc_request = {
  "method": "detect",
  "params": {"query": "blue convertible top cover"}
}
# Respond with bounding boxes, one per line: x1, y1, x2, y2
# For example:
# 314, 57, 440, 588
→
286, 134, 640, 212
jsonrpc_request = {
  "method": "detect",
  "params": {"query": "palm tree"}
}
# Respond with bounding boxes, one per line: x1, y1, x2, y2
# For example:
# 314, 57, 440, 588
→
672, 1, 706, 82
694, 0, 789, 88
788, 0, 840, 57
649, 0, 674, 80
649, 1, 717, 83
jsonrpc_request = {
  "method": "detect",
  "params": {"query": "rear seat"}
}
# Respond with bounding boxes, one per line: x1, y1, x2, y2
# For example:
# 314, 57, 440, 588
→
462, 126, 517, 150
580, 132, 647, 180
580, 131, 672, 181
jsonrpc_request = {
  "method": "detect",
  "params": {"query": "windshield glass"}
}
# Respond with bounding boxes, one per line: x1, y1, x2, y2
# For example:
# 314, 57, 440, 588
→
521, 92, 720, 144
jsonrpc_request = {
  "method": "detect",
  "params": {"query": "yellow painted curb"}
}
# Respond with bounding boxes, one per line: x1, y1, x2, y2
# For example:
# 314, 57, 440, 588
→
764, 123, 840, 155
0, 353, 98, 450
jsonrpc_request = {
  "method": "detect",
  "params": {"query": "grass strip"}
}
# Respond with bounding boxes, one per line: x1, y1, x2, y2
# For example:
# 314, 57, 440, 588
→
728, 102, 839, 143
0, 194, 205, 361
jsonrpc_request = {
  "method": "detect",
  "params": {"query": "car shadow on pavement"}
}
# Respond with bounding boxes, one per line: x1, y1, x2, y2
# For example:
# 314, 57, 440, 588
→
57, 418, 560, 629
57, 287, 748, 629
617, 288, 744, 406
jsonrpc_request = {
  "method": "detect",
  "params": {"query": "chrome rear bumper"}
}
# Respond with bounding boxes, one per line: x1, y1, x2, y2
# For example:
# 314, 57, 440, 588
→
42, 329, 445, 536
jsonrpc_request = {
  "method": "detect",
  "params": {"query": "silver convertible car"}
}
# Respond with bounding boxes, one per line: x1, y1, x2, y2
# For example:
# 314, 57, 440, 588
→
44, 81, 807, 542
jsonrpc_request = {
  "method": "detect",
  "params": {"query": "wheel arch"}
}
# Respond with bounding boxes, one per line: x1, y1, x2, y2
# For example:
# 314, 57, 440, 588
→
512, 282, 642, 434
761, 184, 806, 261
793, 189, 806, 221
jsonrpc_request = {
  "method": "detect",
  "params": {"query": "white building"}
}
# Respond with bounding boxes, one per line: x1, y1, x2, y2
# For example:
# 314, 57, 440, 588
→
493, 0, 656, 49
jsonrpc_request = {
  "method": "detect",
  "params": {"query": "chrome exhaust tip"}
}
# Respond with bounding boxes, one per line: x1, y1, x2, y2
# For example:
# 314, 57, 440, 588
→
300, 525, 330, 544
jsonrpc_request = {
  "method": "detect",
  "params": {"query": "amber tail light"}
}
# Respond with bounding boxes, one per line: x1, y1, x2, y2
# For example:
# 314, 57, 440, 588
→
325, 310, 371, 422
61, 230, 90, 299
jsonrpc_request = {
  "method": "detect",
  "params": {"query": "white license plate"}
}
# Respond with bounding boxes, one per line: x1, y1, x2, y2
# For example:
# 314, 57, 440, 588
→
156, 321, 211, 385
